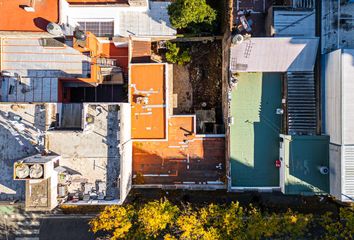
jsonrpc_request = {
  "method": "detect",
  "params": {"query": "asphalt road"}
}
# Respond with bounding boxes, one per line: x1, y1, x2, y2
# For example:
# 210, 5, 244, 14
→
39, 216, 95, 240
0, 214, 96, 240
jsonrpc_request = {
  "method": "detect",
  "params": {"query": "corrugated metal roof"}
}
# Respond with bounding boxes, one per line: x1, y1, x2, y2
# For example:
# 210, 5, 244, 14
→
343, 146, 354, 201
230, 37, 319, 72
274, 10, 316, 37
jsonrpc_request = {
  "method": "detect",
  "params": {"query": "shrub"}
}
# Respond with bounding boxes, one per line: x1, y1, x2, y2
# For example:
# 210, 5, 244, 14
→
165, 42, 191, 65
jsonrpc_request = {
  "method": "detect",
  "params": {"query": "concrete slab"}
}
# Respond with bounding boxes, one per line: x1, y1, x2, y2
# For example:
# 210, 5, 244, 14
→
47, 104, 121, 199
0, 104, 46, 201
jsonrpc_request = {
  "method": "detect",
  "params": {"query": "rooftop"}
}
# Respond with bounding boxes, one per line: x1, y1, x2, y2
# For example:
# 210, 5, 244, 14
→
230, 72, 281, 188
47, 104, 123, 200
0, 0, 59, 32
230, 37, 319, 72
130, 64, 166, 139
281, 135, 329, 195
133, 116, 225, 185
0, 104, 46, 201
0, 37, 91, 102
272, 8, 316, 37
322, 0, 354, 53
0, 103, 131, 203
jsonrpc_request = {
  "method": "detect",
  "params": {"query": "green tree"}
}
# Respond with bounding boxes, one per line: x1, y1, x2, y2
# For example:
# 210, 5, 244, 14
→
165, 41, 191, 65
168, 0, 217, 29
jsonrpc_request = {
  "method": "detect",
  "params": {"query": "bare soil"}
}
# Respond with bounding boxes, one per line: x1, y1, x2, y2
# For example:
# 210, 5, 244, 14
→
173, 40, 223, 115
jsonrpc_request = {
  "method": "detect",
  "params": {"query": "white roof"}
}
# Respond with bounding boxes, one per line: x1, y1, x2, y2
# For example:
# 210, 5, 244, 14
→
230, 37, 319, 72
118, 2, 176, 37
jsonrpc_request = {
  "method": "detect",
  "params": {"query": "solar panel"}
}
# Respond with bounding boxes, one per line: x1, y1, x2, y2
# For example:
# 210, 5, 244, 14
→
78, 21, 114, 37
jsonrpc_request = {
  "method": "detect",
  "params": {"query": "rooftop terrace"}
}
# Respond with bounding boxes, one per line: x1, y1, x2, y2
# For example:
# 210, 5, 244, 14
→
133, 116, 225, 185
130, 64, 166, 139
0, 0, 59, 32
230, 72, 281, 188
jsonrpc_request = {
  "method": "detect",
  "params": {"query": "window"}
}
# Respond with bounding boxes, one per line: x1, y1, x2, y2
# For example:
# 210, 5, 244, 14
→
77, 21, 114, 37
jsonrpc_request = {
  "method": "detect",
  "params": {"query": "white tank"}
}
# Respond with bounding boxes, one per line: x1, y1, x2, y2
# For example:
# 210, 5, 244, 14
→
30, 164, 44, 179
15, 164, 30, 179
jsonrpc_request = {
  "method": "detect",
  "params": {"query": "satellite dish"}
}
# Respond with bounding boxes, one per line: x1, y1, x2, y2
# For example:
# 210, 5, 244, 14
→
232, 34, 244, 45
46, 22, 63, 36
15, 164, 30, 179
30, 164, 44, 179
74, 30, 87, 41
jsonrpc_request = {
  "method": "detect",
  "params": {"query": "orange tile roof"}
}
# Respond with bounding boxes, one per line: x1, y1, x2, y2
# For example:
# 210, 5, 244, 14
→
131, 64, 166, 139
133, 116, 225, 184
0, 0, 59, 32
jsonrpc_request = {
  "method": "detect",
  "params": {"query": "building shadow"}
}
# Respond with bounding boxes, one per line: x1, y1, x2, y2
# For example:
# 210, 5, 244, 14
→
33, 17, 51, 32
105, 105, 120, 199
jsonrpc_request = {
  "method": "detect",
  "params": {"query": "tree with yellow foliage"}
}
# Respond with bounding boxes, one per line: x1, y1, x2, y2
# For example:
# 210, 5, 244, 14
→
320, 207, 354, 240
89, 198, 352, 240
138, 199, 180, 238
90, 205, 134, 239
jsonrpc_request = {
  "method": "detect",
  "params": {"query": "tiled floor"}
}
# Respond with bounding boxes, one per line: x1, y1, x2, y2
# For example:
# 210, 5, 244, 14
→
133, 116, 225, 184
130, 64, 166, 139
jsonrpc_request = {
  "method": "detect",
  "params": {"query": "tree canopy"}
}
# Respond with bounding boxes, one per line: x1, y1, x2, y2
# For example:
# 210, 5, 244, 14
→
89, 199, 354, 240
167, 0, 217, 29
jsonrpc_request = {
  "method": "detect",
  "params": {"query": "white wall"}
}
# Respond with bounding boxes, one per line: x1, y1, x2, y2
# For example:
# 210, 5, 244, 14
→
119, 103, 132, 204
325, 49, 342, 145
279, 135, 287, 193
342, 50, 354, 145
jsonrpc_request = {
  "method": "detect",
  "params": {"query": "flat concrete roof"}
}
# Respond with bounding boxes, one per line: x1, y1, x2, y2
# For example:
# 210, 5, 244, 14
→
0, 103, 125, 201
47, 104, 122, 199
0, 103, 46, 201
0, 0, 59, 32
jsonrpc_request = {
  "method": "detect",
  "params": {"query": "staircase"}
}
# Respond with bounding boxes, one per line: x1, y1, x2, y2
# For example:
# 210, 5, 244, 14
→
287, 72, 317, 135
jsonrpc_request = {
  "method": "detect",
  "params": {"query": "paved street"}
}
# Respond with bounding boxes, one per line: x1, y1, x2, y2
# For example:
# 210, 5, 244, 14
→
0, 207, 96, 240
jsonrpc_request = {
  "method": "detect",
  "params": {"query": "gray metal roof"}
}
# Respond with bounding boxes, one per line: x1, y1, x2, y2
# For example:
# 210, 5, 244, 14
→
230, 37, 319, 72
274, 10, 316, 37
